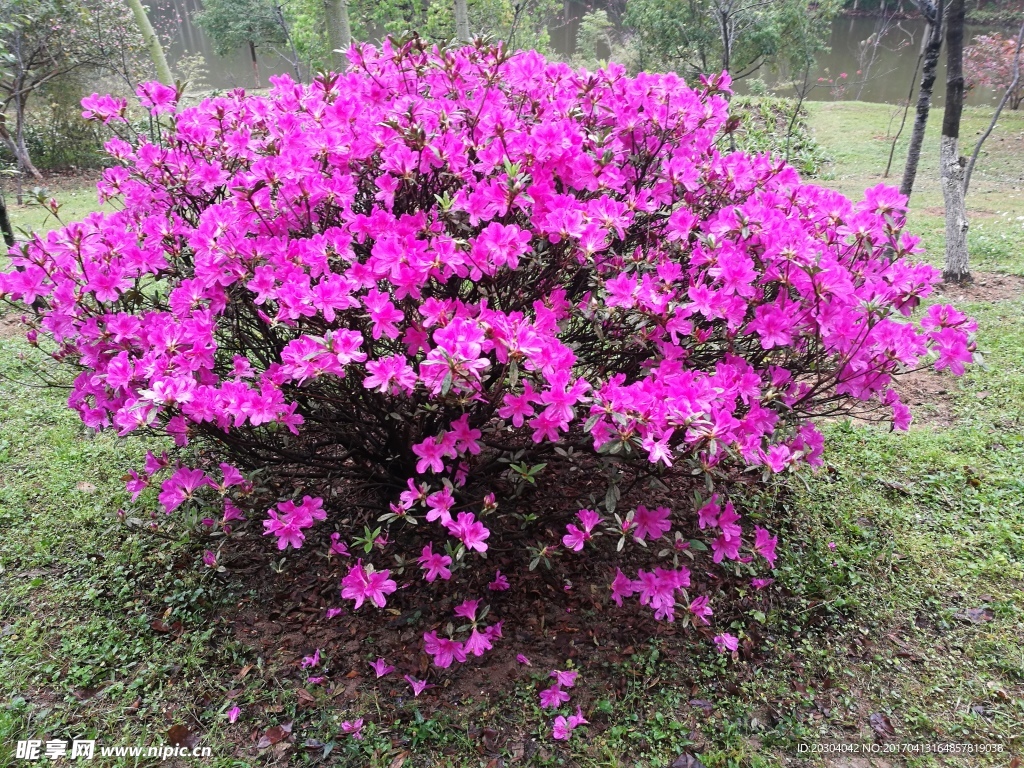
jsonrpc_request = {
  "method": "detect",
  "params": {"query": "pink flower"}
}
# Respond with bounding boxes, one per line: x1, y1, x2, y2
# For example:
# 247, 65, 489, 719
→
326, 607, 343, 619
423, 632, 467, 668
751, 578, 774, 590
444, 511, 490, 552
341, 718, 364, 740
202, 550, 217, 568
753, 526, 778, 567
689, 595, 713, 625
369, 658, 394, 678
632, 505, 671, 541
417, 543, 453, 582
340, 561, 397, 609
301, 648, 321, 669
828, 541, 837, 551
227, 706, 240, 723
453, 599, 480, 621
405, 675, 433, 696
516, 654, 531, 666
610, 569, 637, 606
714, 633, 739, 653
488, 570, 510, 591
329, 533, 350, 557
539, 685, 570, 708
549, 669, 578, 688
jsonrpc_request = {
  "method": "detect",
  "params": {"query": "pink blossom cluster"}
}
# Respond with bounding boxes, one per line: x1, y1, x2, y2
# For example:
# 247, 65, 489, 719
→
0, 41, 975, 666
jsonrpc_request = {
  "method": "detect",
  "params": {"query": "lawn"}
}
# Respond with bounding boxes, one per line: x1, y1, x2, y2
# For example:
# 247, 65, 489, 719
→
0, 102, 1021, 768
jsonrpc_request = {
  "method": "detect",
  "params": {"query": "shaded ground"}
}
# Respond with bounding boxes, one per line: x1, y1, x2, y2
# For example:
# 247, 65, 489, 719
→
0, 102, 1022, 767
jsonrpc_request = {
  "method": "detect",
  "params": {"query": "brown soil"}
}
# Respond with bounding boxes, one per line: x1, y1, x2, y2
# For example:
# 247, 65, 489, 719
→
892, 368, 958, 428
933, 271, 1024, 303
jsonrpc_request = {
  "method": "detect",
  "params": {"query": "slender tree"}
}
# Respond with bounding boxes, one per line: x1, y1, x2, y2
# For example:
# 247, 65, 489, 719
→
940, 0, 969, 283
454, 0, 471, 42
964, 16, 1024, 196
323, 0, 352, 70
899, 0, 943, 200
124, 0, 173, 85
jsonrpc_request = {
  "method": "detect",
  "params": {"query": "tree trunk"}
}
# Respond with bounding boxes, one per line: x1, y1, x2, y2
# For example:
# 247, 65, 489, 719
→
124, 0, 175, 86
941, 0, 970, 283
964, 16, 1024, 195
7, 97, 41, 181
899, 0, 943, 199
323, 0, 352, 71
249, 41, 261, 87
455, 0, 471, 42
0, 192, 14, 247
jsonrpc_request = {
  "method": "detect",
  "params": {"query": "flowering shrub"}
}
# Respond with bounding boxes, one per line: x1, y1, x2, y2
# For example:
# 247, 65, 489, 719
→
1, 38, 975, 738
965, 32, 1024, 110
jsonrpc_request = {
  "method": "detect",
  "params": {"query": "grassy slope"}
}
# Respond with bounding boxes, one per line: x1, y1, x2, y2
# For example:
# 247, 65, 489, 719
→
0, 104, 1022, 768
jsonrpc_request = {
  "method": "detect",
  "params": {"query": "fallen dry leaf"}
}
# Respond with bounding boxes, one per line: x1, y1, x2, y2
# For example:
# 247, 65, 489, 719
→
869, 712, 896, 739
256, 722, 292, 750
166, 725, 199, 749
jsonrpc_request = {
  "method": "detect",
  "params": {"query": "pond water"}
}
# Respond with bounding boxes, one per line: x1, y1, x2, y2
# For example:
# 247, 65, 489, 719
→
150, 1, 1006, 107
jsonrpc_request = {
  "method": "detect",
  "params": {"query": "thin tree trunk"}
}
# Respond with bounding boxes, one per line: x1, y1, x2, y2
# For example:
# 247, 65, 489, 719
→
885, 40, 923, 176
249, 41, 261, 87
323, 0, 352, 71
455, 0, 471, 42
124, 0, 175, 85
941, 0, 970, 282
963, 16, 1024, 195
12, 95, 41, 181
273, 4, 304, 83
900, 0, 943, 199
0, 193, 14, 247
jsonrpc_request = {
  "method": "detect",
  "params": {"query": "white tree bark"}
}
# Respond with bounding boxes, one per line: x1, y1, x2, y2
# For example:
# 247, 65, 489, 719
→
940, 135, 970, 282
454, 0, 471, 43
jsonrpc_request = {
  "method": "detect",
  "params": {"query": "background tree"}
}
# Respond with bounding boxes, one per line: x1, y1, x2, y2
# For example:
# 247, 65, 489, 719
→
964, 30, 1024, 110
941, 0, 969, 283
194, 0, 302, 83
0, 0, 143, 178
899, 0, 943, 200
322, 0, 352, 70
454, 0, 470, 41
124, 0, 173, 85
964, 17, 1024, 194
624, 0, 839, 80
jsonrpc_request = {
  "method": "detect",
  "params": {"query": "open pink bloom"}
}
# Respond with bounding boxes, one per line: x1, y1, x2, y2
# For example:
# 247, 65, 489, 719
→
610, 569, 638, 606
301, 648, 321, 669
417, 543, 452, 582
632, 505, 672, 541
714, 633, 739, 653
423, 631, 467, 668
539, 685, 570, 709
488, 570, 510, 591
226, 706, 240, 723
552, 716, 573, 740
689, 595, 713, 625
464, 628, 493, 657
405, 675, 432, 696
341, 718, 364, 740
369, 658, 394, 678
568, 706, 588, 729
550, 669, 578, 688
340, 561, 397, 609
453, 599, 480, 621
444, 512, 490, 552
158, 467, 209, 513
753, 526, 778, 567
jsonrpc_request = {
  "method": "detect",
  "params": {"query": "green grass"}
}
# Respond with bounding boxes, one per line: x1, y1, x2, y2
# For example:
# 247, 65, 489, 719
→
1, 103, 1023, 767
